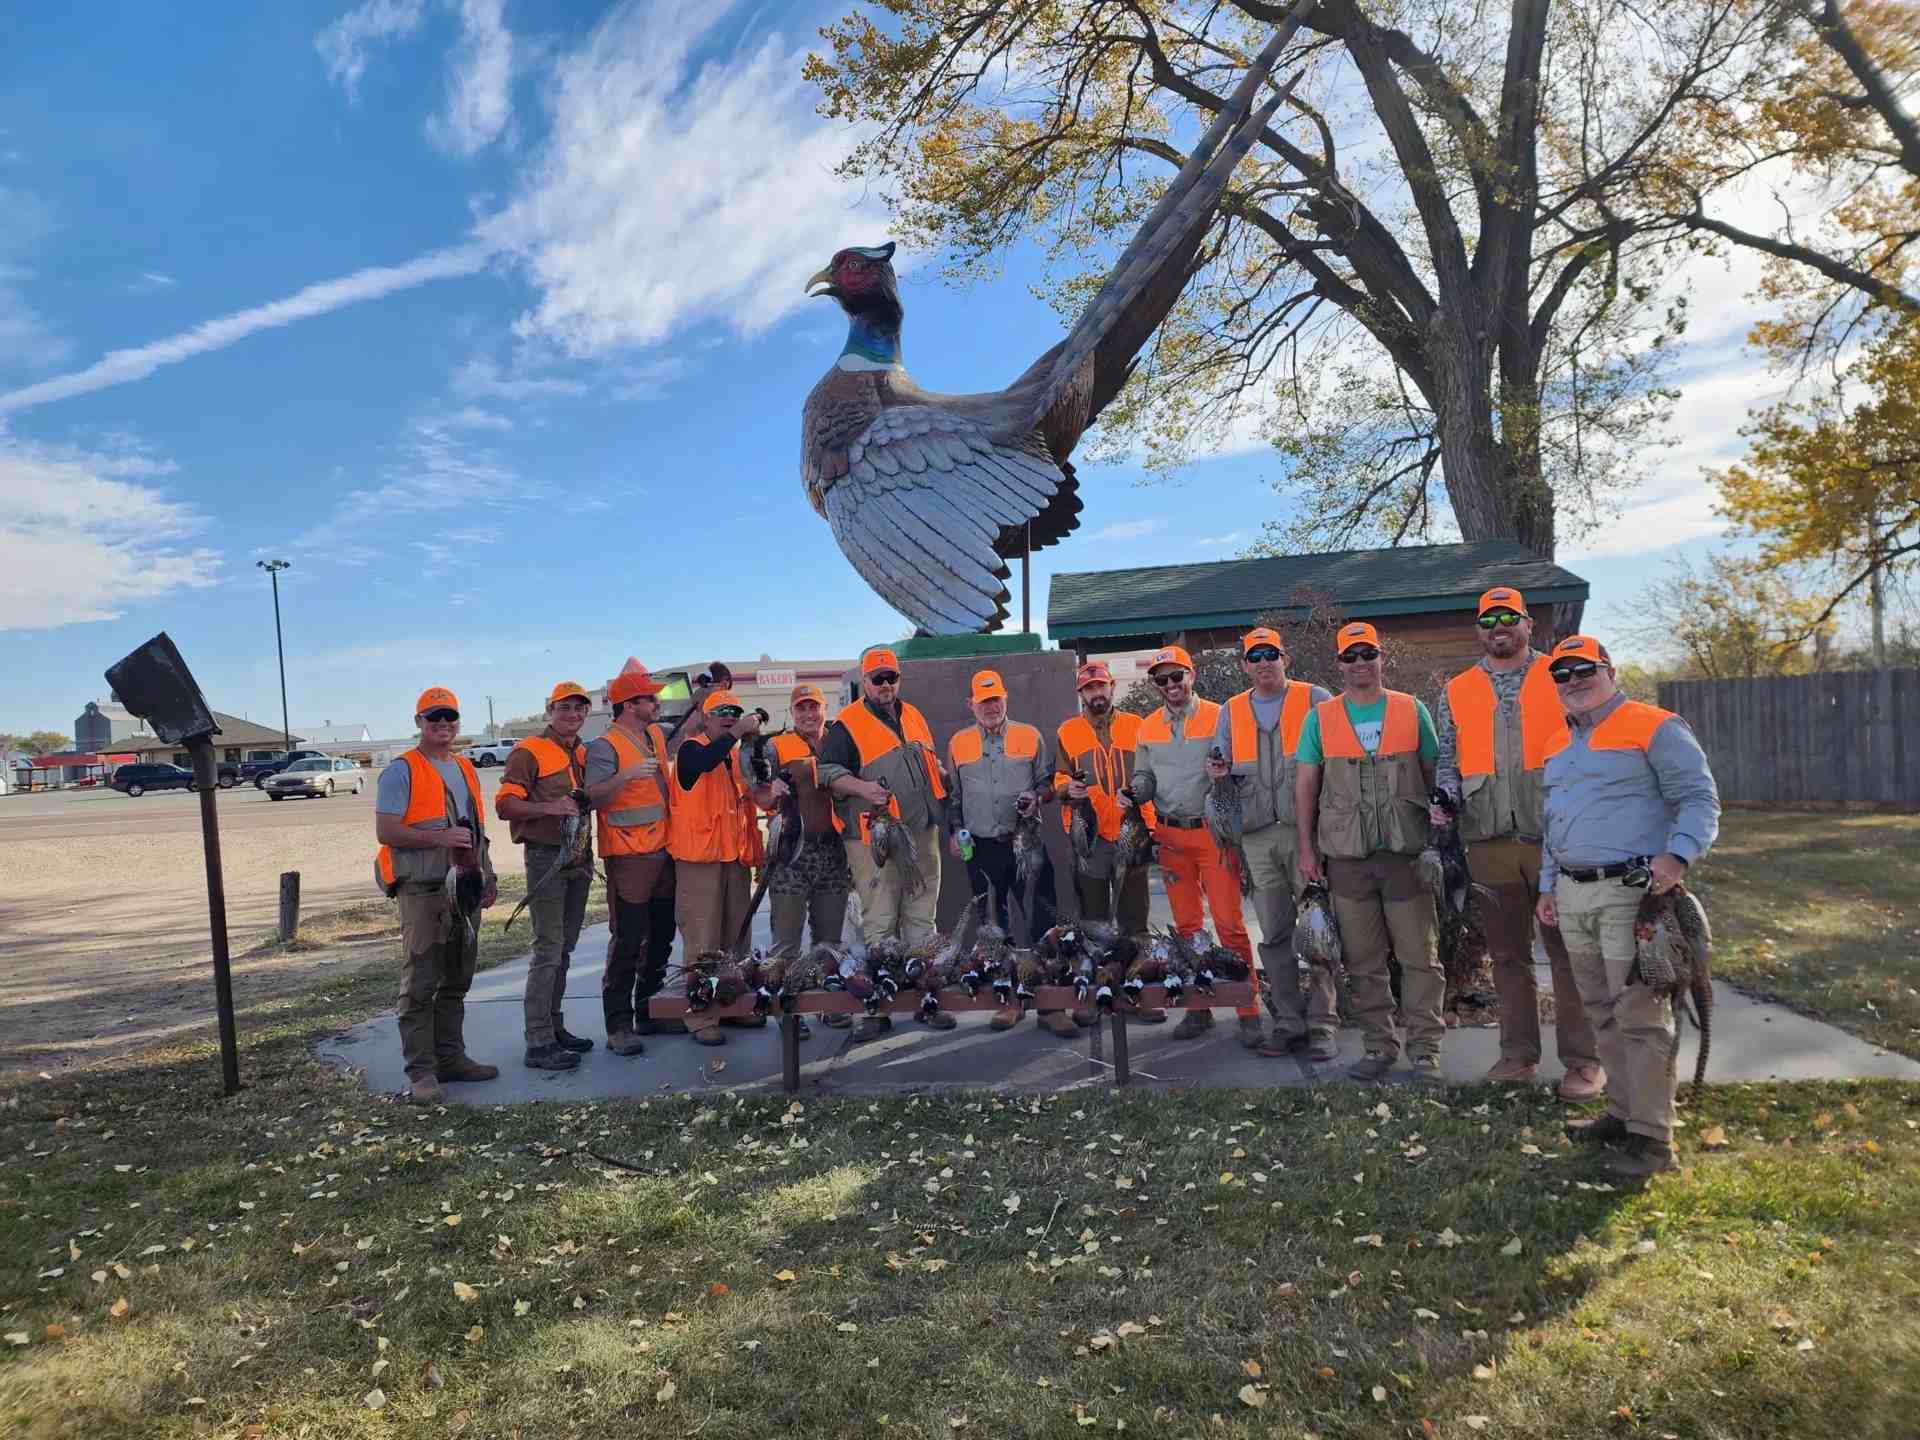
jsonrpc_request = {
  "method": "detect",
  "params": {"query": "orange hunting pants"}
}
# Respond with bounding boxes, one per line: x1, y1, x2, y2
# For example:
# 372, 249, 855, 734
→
1155, 825, 1260, 1018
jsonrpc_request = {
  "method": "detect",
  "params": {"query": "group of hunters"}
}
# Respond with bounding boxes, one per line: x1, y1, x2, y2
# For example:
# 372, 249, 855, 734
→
372, 584, 1719, 1178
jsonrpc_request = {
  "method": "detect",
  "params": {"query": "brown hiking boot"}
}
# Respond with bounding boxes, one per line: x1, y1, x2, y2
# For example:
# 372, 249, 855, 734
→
1348, 1052, 1396, 1083
1482, 1057, 1538, 1085
1557, 1063, 1607, 1103
1566, 1112, 1631, 1145
1171, 1008, 1215, 1040
920, 1009, 957, 1031
1408, 1055, 1447, 1088
989, 1006, 1023, 1032
821, 1011, 852, 1029
1040, 1010, 1078, 1038
1308, 1029, 1340, 1062
435, 1055, 499, 1083
688, 1025, 725, 1047
1605, 1135, 1678, 1177
406, 1075, 445, 1105
605, 1030, 646, 1057
851, 1014, 894, 1043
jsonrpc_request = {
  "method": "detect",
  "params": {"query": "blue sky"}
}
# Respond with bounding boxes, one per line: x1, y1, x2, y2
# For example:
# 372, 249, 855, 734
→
0, 0, 1785, 739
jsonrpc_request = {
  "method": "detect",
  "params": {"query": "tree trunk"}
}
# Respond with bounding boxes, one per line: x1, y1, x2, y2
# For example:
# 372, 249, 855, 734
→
1428, 308, 1509, 542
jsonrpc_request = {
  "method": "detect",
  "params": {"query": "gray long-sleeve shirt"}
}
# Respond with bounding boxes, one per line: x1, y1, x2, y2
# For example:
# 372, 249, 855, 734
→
1540, 691, 1720, 891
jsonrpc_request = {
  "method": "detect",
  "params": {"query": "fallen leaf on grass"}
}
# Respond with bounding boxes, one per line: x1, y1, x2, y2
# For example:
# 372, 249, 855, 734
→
707, 1282, 731, 1297
1463, 1418, 1490, 1432
1115, 1321, 1147, 1338
922, 1259, 950, 1274
1241, 1360, 1262, 1378
109, 1298, 129, 1320
465, 1326, 485, 1345
1414, 1308, 1440, 1321
1002, 1194, 1021, 1215
1436, 1228, 1462, 1248
514, 1299, 531, 1317
836, 1322, 859, 1334
1472, 1364, 1495, 1380
1238, 1385, 1266, 1408
656, 1378, 677, 1403
1633, 1240, 1658, 1255
1372, 1385, 1388, 1402
364, 1388, 387, 1411
774, 1270, 797, 1283
1699, 1125, 1728, 1149
453, 1281, 479, 1303
44, 1325, 65, 1341
4, 1334, 28, 1347
1797, 1338, 1815, 1352
444, 1213, 463, 1228
1354, 1233, 1384, 1248
1499, 1238, 1523, 1257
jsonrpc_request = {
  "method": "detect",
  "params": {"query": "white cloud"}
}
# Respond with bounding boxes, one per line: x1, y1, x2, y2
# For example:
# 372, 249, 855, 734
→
1195, 531, 1245, 547
0, 431, 221, 631
1087, 518, 1166, 542
428, 0, 514, 156
0, 186, 71, 373
481, 0, 894, 355
316, 0, 428, 100
0, 243, 489, 416
451, 356, 587, 401
432, 404, 514, 430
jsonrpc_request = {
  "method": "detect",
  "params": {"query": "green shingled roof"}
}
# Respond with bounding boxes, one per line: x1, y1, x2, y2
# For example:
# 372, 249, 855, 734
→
1047, 540, 1588, 639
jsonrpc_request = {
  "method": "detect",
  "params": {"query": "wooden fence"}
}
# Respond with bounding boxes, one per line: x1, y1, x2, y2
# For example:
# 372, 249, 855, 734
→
1659, 669, 1920, 806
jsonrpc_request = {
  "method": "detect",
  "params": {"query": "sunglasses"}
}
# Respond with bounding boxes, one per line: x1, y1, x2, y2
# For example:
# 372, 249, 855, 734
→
1244, 646, 1283, 663
1149, 671, 1188, 688
1339, 647, 1381, 663
422, 709, 460, 723
1477, 612, 1525, 629
1550, 661, 1601, 683
867, 672, 900, 686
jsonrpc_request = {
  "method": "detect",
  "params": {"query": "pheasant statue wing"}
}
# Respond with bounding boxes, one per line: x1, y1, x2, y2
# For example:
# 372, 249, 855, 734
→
823, 403, 1066, 633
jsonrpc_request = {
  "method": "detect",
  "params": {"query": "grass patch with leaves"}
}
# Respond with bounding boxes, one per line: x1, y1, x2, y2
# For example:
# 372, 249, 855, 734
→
1691, 811, 1920, 1059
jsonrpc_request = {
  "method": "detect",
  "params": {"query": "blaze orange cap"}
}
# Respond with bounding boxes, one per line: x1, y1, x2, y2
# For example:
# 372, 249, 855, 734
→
861, 647, 902, 676
1336, 622, 1381, 653
1148, 645, 1194, 674
702, 688, 745, 714
1478, 586, 1529, 617
608, 668, 663, 703
1075, 660, 1113, 689
548, 680, 591, 707
1242, 626, 1285, 656
415, 686, 459, 715
1550, 635, 1612, 666
969, 669, 1008, 702
790, 683, 827, 707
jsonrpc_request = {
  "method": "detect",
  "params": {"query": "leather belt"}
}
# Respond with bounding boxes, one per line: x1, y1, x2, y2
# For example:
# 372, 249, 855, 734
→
1157, 815, 1206, 829
1557, 857, 1650, 883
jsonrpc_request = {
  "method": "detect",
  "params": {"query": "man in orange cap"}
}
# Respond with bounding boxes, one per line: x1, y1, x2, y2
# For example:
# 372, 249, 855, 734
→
1205, 627, 1338, 1061
819, 646, 947, 1041
764, 683, 854, 1034
669, 687, 768, 1045
584, 665, 673, 1056
948, 669, 1054, 1032
1055, 660, 1151, 944
1538, 635, 1719, 1177
496, 681, 596, 1071
373, 686, 498, 1104
1296, 623, 1447, 1084
1131, 645, 1263, 1046
1432, 588, 1602, 1098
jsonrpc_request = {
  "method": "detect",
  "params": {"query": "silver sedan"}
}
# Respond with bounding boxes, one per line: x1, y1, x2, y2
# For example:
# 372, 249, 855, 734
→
265, 756, 366, 800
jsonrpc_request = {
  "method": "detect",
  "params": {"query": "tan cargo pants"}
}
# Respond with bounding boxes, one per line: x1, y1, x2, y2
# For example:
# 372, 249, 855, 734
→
846, 823, 941, 945
1555, 873, 1678, 1142
522, 843, 590, 1049
1327, 852, 1444, 1061
397, 885, 477, 1081
1467, 838, 1599, 1069
1244, 823, 1338, 1043
675, 859, 752, 958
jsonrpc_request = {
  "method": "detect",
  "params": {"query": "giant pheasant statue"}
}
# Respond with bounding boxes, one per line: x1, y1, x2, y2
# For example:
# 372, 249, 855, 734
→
800, 1, 1312, 634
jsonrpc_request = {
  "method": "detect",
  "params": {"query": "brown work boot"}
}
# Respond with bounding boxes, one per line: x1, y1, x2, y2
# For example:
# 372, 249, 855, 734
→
851, 1014, 894, 1043
1040, 1010, 1078, 1038
1171, 1008, 1215, 1040
1408, 1055, 1447, 1088
605, 1030, 646, 1057
1566, 1112, 1631, 1145
821, 1012, 852, 1029
406, 1075, 445, 1105
921, 1009, 957, 1031
1482, 1057, 1538, 1085
435, 1055, 499, 1083
1123, 1007, 1166, 1025
989, 1006, 1023, 1032
688, 1024, 725, 1047
1347, 1052, 1395, 1083
1237, 1016, 1266, 1049
1605, 1135, 1678, 1177
1557, 1063, 1607, 1103
1308, 1029, 1340, 1062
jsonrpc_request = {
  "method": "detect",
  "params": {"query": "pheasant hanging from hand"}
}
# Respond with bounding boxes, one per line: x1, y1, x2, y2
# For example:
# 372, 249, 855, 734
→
800, 2, 1311, 634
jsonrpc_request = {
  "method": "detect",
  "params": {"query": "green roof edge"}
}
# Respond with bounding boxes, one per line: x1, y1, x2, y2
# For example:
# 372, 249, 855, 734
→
1049, 582, 1590, 639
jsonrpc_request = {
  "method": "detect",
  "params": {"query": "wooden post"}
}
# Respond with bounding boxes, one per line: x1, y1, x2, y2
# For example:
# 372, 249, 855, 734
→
187, 736, 241, 1096
781, 1011, 801, 1094
1109, 1009, 1131, 1087
277, 871, 301, 943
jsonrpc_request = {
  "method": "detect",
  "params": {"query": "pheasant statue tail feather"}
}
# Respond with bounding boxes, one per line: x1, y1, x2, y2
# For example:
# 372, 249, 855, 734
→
799, 0, 1314, 634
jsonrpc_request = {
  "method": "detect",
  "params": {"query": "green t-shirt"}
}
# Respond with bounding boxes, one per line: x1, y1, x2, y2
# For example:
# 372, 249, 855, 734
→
1295, 696, 1439, 765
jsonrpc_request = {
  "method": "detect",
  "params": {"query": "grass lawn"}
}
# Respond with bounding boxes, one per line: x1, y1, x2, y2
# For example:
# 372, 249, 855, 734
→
2, 809, 1917, 1438
1690, 811, 1920, 1060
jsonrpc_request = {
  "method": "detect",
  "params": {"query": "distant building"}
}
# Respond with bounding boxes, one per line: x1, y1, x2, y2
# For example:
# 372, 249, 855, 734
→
293, 723, 375, 746
73, 697, 146, 750
115, 712, 305, 767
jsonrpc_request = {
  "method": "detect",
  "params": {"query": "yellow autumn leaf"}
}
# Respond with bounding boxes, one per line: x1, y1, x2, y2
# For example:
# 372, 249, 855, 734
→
444, 1214, 463, 1227
108, 1298, 129, 1320
1238, 1384, 1266, 1408
774, 1270, 797, 1283
1241, 1359, 1262, 1378
453, 1281, 479, 1303
656, 1378, 677, 1403
1700, 1125, 1728, 1149
465, 1325, 485, 1345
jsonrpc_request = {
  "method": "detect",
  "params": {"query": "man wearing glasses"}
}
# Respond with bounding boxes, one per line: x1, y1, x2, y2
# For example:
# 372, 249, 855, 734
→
1204, 628, 1338, 1061
496, 682, 597, 1071
374, 687, 497, 1105
1432, 588, 1603, 1100
1296, 623, 1447, 1084
1130, 645, 1264, 1046
819, 648, 948, 1040
1055, 661, 1151, 936
1536, 636, 1719, 1177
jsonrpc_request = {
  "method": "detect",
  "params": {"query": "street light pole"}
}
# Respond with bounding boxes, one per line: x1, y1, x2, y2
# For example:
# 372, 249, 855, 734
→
256, 559, 292, 751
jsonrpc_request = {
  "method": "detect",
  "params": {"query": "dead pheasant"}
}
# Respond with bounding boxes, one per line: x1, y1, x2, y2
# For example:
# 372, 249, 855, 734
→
799, 7, 1312, 634
1631, 885, 1715, 1090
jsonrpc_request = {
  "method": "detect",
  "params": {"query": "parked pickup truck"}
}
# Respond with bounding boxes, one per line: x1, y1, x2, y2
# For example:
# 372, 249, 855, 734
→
239, 749, 329, 788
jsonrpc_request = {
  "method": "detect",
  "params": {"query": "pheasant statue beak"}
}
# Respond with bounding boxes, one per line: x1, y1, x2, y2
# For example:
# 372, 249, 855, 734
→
805, 264, 838, 298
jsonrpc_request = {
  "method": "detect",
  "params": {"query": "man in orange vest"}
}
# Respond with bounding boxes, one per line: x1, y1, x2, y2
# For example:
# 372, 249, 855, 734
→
1204, 627, 1339, 1061
584, 665, 673, 1057
373, 686, 498, 1105
763, 683, 853, 1035
497, 682, 597, 1071
1538, 636, 1720, 1177
1130, 645, 1263, 1046
1433, 588, 1603, 1098
670, 688, 767, 1046
949, 669, 1053, 1033
1055, 661, 1152, 941
1296, 623, 1447, 1085
819, 646, 947, 1042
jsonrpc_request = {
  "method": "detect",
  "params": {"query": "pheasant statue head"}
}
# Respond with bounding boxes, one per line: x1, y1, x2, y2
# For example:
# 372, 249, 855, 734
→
806, 243, 901, 367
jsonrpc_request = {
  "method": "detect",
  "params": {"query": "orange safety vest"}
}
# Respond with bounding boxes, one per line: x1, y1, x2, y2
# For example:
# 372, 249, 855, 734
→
830, 698, 946, 844
1545, 699, 1675, 759
1317, 690, 1421, 758
596, 722, 671, 857
373, 748, 484, 894
668, 741, 756, 865
496, 735, 586, 802
1314, 690, 1426, 859
771, 731, 818, 781
1055, 712, 1153, 840
949, 720, 1041, 765
1137, 700, 1219, 746
1448, 658, 1567, 775
1225, 682, 1315, 762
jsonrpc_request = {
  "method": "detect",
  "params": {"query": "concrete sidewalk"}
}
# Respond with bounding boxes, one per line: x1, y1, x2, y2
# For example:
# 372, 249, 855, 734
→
315, 897, 1920, 1103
